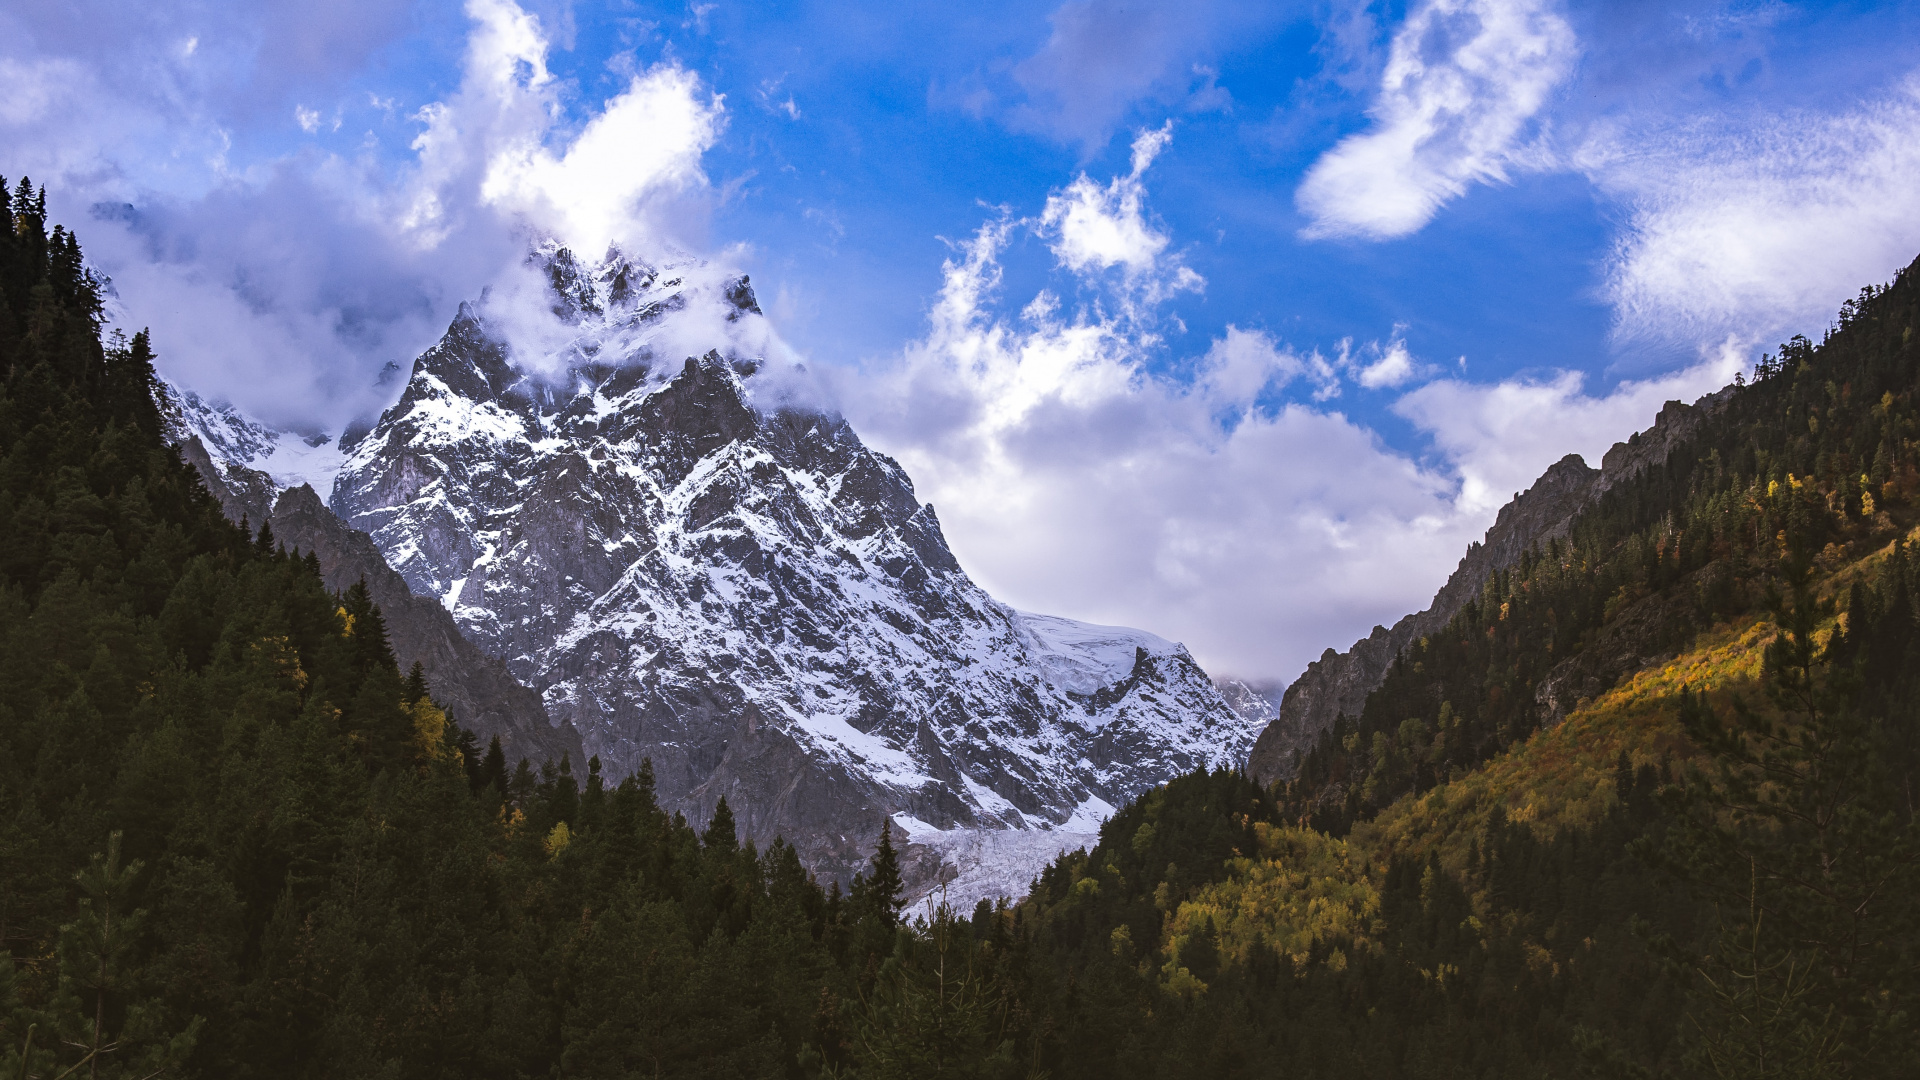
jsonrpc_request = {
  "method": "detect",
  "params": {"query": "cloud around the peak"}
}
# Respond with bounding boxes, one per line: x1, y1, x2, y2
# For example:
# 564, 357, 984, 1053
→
1295, 0, 1576, 240
409, 0, 725, 258
7, 0, 729, 433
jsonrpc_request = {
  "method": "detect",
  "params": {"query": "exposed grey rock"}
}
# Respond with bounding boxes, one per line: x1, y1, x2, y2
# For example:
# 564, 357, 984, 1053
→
269, 484, 586, 769
177, 435, 277, 531
1246, 393, 1727, 786
1215, 678, 1283, 733
168, 407, 584, 771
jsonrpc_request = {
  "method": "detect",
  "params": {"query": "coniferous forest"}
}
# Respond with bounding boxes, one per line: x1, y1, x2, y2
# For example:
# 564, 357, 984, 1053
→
3, 184, 1916, 1077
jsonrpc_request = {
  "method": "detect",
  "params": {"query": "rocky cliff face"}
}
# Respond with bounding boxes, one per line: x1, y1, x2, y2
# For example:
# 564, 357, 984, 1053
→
163, 394, 586, 769
166, 246, 1258, 898
1245, 394, 1728, 786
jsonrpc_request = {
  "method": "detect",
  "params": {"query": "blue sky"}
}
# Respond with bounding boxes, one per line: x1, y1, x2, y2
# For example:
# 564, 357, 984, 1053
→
6, 0, 1920, 681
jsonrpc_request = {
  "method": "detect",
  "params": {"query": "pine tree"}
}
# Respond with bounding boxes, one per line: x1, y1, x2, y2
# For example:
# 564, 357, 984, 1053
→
1663, 539, 1920, 1076
480, 735, 509, 793
401, 661, 428, 706
46, 833, 202, 1079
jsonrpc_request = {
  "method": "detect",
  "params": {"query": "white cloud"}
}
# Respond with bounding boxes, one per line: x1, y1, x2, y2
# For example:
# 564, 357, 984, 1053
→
5, 0, 729, 433
841, 185, 1741, 682
1198, 325, 1343, 404
1394, 337, 1744, 516
1036, 123, 1202, 310
1353, 335, 1416, 389
1585, 76, 1920, 352
478, 63, 722, 256
402, 0, 724, 256
1296, 0, 1575, 240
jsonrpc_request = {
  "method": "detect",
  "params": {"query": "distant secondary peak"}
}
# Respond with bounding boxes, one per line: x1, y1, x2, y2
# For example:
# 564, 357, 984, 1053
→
726, 275, 761, 318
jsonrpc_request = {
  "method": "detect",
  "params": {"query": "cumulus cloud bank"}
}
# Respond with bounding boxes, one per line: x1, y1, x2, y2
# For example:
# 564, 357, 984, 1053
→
1396, 338, 1744, 517
844, 216, 1458, 679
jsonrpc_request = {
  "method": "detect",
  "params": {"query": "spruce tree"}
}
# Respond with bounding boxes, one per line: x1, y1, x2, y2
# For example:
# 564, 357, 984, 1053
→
703, 796, 739, 852
480, 735, 509, 793
856, 819, 905, 930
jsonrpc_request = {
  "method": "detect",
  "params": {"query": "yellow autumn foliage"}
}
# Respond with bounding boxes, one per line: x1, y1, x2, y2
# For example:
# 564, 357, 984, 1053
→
248, 635, 309, 691
1162, 525, 1920, 991
408, 696, 453, 763
545, 820, 572, 859
1169, 824, 1380, 975
1351, 611, 1777, 877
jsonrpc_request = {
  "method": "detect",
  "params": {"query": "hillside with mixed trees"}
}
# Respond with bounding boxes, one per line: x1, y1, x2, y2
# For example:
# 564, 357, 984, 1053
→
2, 182, 1915, 1078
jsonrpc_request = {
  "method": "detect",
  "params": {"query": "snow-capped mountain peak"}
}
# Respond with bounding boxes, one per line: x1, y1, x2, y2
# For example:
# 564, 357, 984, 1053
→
170, 244, 1264, 901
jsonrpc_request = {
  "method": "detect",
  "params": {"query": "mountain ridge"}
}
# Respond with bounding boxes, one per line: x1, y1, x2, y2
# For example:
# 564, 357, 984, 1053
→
1246, 391, 1731, 785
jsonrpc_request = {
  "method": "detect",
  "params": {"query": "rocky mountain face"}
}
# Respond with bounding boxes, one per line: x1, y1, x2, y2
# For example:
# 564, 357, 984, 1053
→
164, 394, 586, 769
172, 246, 1259, 898
1245, 394, 1730, 787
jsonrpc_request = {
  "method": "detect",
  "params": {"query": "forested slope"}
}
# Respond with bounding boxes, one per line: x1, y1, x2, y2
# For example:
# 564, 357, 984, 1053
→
0, 188, 930, 1078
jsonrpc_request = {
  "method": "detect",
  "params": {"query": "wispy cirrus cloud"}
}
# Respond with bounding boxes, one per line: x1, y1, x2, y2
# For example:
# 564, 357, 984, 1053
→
1294, 0, 1920, 364
1295, 0, 1576, 240
1585, 77, 1920, 355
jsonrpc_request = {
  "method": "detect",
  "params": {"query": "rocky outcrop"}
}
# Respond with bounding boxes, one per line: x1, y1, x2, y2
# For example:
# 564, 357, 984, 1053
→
1246, 394, 1727, 786
173, 431, 584, 770
1215, 678, 1283, 734
269, 484, 586, 768
178, 436, 277, 530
